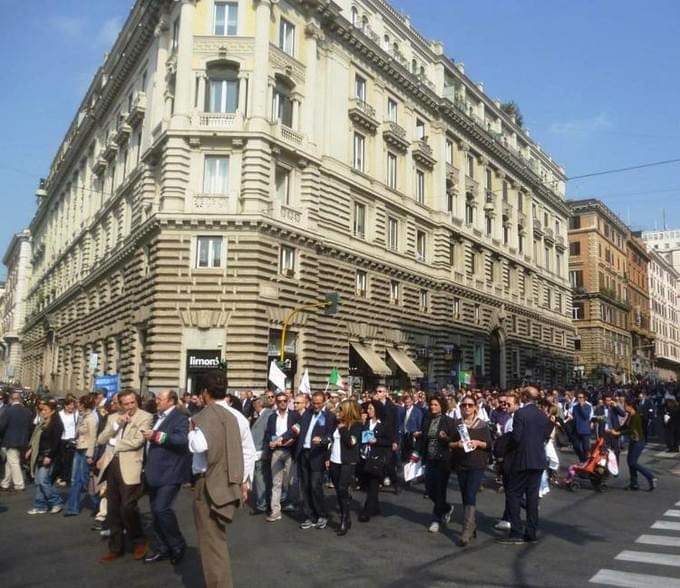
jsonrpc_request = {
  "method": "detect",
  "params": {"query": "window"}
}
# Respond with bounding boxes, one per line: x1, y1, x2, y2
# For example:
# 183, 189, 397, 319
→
485, 214, 493, 236
572, 303, 584, 320
214, 2, 238, 36
570, 215, 581, 230
544, 246, 550, 271
351, 6, 359, 26
203, 156, 229, 193
518, 230, 524, 253
196, 236, 223, 268
386, 97, 398, 123
445, 140, 453, 165
387, 217, 398, 251
416, 230, 426, 262
470, 251, 477, 276
354, 74, 366, 101
574, 338, 582, 351
465, 200, 474, 225
570, 241, 581, 256
280, 245, 295, 275
474, 304, 481, 324
466, 154, 474, 178
272, 81, 293, 126
415, 170, 425, 204
570, 270, 583, 288
419, 289, 429, 312
543, 211, 549, 227
448, 238, 456, 265
171, 18, 179, 52
502, 181, 508, 202
353, 202, 366, 238
353, 132, 366, 171
555, 219, 561, 236
503, 224, 510, 245
279, 18, 295, 55
386, 152, 397, 189
355, 270, 367, 297
275, 166, 291, 205
415, 119, 425, 140
447, 192, 454, 214
390, 280, 400, 305
453, 297, 460, 318
517, 192, 523, 212
474, 342, 484, 376
206, 64, 239, 113
485, 168, 492, 191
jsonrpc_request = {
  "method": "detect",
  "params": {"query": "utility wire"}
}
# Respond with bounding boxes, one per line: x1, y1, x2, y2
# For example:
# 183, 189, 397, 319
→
568, 158, 680, 181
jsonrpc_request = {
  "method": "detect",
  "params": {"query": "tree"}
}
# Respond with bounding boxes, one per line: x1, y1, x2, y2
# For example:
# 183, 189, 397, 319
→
500, 101, 524, 128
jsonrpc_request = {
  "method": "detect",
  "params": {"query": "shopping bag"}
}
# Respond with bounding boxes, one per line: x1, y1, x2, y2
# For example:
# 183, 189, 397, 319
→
403, 460, 423, 482
607, 451, 619, 476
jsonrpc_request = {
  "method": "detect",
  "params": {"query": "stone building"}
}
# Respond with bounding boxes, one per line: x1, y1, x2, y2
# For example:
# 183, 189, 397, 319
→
0, 230, 32, 383
20, 0, 574, 394
641, 229, 680, 273
626, 235, 654, 380
568, 199, 632, 384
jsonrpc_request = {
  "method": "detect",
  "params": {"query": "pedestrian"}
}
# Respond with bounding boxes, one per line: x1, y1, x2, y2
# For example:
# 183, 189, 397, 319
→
64, 393, 98, 516
610, 397, 657, 491
0, 391, 32, 493
415, 395, 456, 533
329, 399, 362, 536
497, 386, 553, 545
295, 390, 336, 530
26, 398, 64, 515
96, 389, 153, 562
450, 394, 492, 546
571, 392, 593, 462
374, 386, 401, 494
398, 392, 423, 467
188, 375, 245, 588
56, 396, 79, 487
359, 400, 391, 522
249, 396, 273, 515
142, 389, 192, 564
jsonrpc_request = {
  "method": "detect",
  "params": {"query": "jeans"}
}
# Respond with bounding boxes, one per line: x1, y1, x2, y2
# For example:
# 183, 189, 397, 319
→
573, 434, 591, 462
252, 459, 272, 512
65, 449, 91, 514
33, 464, 64, 511
457, 468, 485, 507
424, 462, 450, 520
627, 441, 654, 487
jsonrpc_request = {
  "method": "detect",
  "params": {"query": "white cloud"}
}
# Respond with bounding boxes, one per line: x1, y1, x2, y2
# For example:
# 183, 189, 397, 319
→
95, 17, 123, 48
550, 113, 613, 136
49, 15, 85, 39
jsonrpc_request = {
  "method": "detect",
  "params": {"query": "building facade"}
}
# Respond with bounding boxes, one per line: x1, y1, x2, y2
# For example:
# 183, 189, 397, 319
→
647, 249, 680, 381
626, 235, 654, 380
568, 200, 632, 384
20, 0, 574, 394
0, 230, 32, 383
641, 229, 680, 273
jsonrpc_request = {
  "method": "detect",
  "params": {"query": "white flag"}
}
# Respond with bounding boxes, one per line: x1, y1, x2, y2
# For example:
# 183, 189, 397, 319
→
298, 368, 311, 395
268, 360, 287, 391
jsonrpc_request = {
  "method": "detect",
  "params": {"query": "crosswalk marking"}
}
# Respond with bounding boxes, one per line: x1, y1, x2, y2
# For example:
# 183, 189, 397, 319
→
615, 550, 680, 567
637, 534, 680, 547
652, 521, 680, 531
590, 569, 680, 587
665, 510, 680, 517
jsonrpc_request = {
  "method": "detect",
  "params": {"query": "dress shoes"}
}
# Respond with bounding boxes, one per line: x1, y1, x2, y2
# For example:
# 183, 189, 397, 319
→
170, 546, 186, 565
133, 543, 149, 561
144, 551, 169, 564
99, 552, 123, 563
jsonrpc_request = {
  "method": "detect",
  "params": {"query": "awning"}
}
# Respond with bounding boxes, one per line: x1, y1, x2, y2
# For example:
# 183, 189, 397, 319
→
350, 342, 392, 376
387, 348, 424, 379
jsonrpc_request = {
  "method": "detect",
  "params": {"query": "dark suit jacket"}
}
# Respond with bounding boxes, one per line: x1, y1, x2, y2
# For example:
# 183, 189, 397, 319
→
0, 403, 33, 448
295, 409, 336, 470
264, 410, 301, 455
398, 405, 424, 435
509, 403, 552, 472
380, 399, 399, 444
144, 408, 192, 487
361, 421, 392, 460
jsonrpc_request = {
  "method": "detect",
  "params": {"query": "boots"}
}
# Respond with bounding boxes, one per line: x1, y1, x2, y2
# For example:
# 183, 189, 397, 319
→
458, 505, 477, 547
337, 499, 352, 536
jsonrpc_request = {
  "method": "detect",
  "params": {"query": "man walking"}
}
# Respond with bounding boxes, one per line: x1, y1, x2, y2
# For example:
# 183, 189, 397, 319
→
142, 389, 192, 564
497, 387, 552, 545
97, 390, 153, 561
571, 392, 593, 462
0, 392, 32, 493
249, 396, 273, 515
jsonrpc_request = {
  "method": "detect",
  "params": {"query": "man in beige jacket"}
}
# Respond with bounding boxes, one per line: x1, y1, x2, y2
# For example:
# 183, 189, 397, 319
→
96, 389, 153, 562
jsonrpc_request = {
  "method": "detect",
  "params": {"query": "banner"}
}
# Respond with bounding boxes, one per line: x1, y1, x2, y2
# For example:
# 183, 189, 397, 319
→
94, 374, 120, 400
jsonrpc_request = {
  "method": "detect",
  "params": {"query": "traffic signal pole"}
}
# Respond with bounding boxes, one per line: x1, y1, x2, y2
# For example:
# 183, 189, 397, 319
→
280, 301, 330, 362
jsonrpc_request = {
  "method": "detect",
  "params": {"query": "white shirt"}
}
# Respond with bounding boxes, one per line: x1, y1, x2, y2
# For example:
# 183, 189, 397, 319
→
59, 410, 79, 440
304, 411, 323, 449
153, 406, 175, 431
403, 406, 413, 431
330, 428, 342, 464
504, 414, 514, 434
275, 410, 289, 438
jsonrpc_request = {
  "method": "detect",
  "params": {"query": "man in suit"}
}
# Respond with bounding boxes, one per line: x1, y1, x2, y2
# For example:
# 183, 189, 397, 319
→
264, 391, 301, 522
375, 386, 400, 493
0, 391, 33, 492
249, 395, 273, 515
497, 386, 552, 545
398, 392, 423, 465
295, 390, 336, 530
188, 373, 244, 588
142, 389, 192, 564
97, 389, 153, 561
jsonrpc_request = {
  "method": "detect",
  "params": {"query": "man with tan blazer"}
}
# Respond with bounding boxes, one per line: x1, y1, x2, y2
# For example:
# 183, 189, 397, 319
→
96, 389, 153, 562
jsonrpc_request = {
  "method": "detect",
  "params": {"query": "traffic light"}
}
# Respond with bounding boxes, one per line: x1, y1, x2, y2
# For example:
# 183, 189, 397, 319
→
323, 291, 340, 316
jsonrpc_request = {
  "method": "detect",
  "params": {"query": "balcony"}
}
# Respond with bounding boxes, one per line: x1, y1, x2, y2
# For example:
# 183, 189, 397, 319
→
101, 137, 118, 161
199, 112, 238, 129
446, 163, 460, 187
502, 201, 513, 218
533, 219, 543, 238
555, 234, 566, 251
127, 91, 147, 127
544, 227, 555, 245
92, 156, 107, 176
270, 121, 304, 146
465, 176, 479, 196
517, 211, 527, 226
114, 122, 132, 145
412, 140, 435, 169
348, 98, 379, 133
382, 121, 409, 152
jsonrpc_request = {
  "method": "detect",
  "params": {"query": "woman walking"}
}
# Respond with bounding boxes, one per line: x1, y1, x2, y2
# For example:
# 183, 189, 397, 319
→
358, 401, 392, 522
64, 394, 98, 516
329, 399, 363, 535
416, 396, 456, 533
26, 398, 65, 515
449, 395, 492, 546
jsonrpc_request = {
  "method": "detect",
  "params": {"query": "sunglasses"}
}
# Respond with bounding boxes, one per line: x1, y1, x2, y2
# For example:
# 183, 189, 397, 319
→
460, 403, 475, 407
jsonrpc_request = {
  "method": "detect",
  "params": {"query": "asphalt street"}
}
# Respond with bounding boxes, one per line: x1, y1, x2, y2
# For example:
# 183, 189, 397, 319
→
1, 443, 679, 588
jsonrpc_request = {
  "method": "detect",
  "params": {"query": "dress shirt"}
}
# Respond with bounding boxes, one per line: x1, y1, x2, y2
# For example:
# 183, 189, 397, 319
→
275, 410, 289, 438
153, 406, 175, 431
403, 406, 413, 431
59, 410, 79, 440
504, 414, 514, 434
304, 411, 323, 449
188, 429, 208, 475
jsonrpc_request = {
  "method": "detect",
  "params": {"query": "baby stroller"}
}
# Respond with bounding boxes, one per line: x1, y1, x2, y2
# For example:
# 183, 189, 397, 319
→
563, 437, 616, 492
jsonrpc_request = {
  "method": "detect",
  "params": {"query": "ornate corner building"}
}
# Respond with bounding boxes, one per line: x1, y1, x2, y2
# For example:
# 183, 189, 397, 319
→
20, 0, 574, 394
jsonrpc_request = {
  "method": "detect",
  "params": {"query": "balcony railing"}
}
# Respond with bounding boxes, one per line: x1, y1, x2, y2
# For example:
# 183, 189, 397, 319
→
446, 163, 460, 186
127, 92, 147, 127
465, 176, 479, 196
270, 121, 304, 145
382, 120, 409, 152
412, 140, 435, 168
348, 98, 379, 132
533, 219, 544, 237
101, 137, 118, 161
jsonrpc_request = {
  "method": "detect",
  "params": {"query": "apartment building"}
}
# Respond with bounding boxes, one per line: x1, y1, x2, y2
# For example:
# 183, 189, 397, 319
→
627, 235, 654, 379
19, 0, 574, 394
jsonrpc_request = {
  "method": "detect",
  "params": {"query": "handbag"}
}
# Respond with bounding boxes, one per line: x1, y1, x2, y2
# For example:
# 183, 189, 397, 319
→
364, 453, 385, 478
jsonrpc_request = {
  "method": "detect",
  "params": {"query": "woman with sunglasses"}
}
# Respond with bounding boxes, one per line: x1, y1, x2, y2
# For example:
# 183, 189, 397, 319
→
358, 400, 391, 522
449, 394, 492, 546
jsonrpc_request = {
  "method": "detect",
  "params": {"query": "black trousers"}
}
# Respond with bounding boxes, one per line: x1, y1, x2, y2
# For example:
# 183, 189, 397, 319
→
106, 456, 145, 554
299, 451, 327, 520
506, 468, 543, 541
55, 440, 75, 483
329, 463, 355, 514
148, 483, 184, 554
362, 472, 382, 516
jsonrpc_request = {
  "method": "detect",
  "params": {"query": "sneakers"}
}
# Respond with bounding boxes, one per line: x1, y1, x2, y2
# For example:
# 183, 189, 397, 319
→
265, 514, 282, 522
383, 477, 391, 487
442, 505, 454, 526
100, 529, 112, 537
300, 519, 316, 530
428, 521, 440, 533
314, 517, 328, 529
496, 535, 525, 545
494, 520, 511, 531
649, 478, 658, 491
27, 508, 48, 515
50, 504, 64, 514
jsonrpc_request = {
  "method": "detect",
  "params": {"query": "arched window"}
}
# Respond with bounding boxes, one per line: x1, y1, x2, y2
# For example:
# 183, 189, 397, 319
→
351, 6, 359, 27
272, 76, 294, 127
393, 42, 400, 56
383, 34, 390, 51
361, 16, 368, 32
411, 59, 418, 74
205, 62, 239, 113
420, 65, 426, 78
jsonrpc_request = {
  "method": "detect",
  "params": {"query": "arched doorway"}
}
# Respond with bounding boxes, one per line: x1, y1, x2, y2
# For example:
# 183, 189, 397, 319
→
490, 328, 506, 388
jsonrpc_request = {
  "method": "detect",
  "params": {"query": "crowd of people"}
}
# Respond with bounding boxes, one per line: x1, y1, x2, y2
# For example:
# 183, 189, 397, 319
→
0, 378, 679, 587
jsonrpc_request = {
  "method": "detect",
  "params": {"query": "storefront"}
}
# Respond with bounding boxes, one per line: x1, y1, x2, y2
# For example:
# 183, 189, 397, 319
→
348, 342, 391, 392
185, 349, 223, 395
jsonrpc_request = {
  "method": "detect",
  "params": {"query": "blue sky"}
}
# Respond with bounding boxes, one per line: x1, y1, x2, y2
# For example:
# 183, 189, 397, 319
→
1, 0, 679, 277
